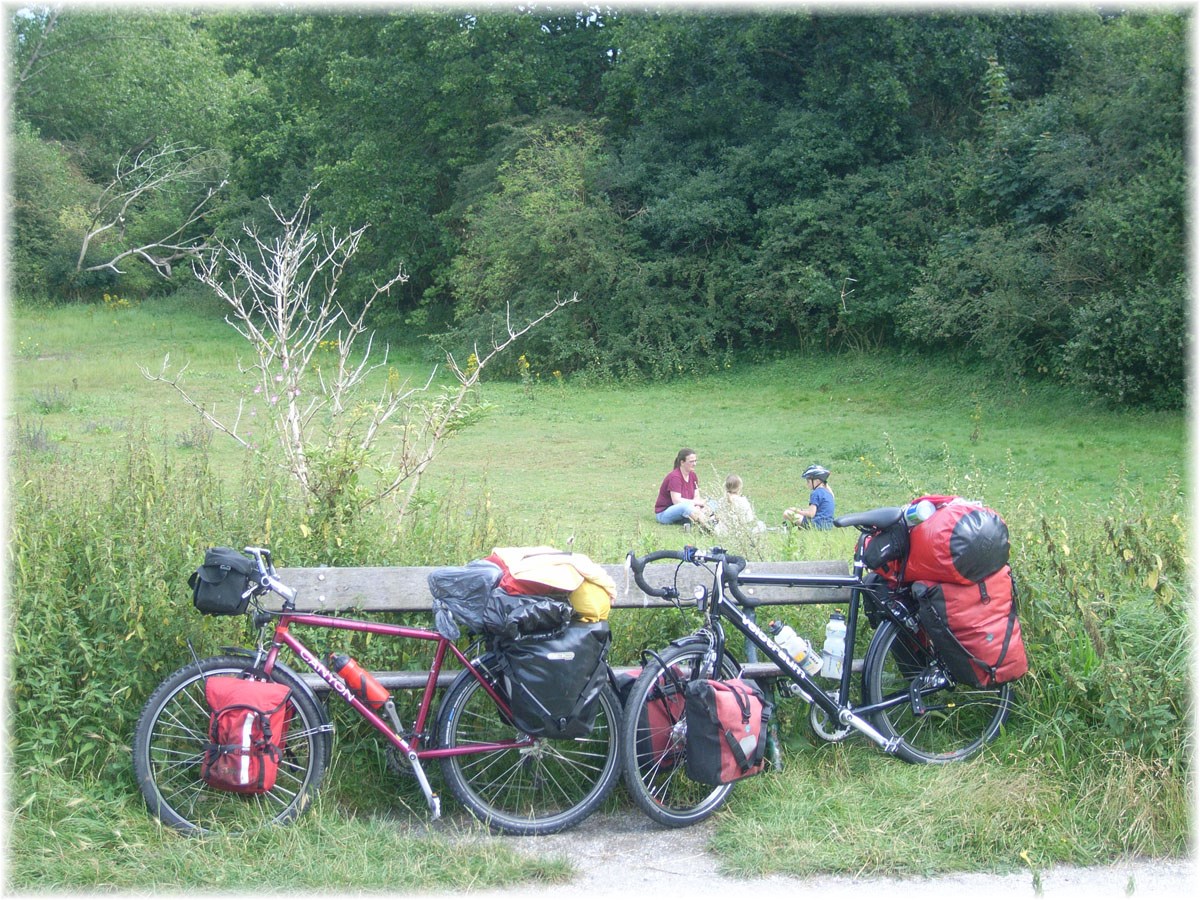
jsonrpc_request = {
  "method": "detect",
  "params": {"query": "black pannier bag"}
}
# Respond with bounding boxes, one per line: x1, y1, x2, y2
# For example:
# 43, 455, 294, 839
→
862, 519, 910, 585
189, 547, 259, 616
496, 621, 611, 739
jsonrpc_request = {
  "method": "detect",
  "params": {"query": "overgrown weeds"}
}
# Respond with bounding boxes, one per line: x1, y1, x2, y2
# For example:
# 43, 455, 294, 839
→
5, 366, 1190, 889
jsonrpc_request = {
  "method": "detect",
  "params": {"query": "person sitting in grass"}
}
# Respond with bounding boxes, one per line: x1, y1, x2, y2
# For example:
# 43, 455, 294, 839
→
714, 474, 766, 535
654, 448, 714, 528
783, 463, 835, 530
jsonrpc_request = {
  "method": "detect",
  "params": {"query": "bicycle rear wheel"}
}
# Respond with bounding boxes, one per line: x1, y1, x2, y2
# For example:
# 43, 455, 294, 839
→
437, 658, 622, 835
862, 620, 1013, 763
131, 654, 330, 833
619, 641, 740, 828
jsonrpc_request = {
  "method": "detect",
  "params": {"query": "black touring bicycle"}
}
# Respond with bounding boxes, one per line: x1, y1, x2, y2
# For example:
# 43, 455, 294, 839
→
620, 500, 1023, 827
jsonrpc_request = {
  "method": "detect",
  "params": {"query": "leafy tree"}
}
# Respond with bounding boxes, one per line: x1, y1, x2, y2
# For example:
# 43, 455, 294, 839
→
11, 8, 248, 172
9, 7, 249, 295
434, 115, 630, 375
7, 118, 96, 297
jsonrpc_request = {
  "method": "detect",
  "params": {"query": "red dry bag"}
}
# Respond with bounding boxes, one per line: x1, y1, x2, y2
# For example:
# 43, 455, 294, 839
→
905, 496, 1010, 585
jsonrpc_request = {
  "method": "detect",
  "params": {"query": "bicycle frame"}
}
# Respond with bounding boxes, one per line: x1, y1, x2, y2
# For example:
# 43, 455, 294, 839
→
251, 610, 533, 818
694, 557, 904, 755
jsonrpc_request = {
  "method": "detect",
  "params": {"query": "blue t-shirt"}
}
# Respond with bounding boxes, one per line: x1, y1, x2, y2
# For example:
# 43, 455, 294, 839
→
809, 486, 835, 529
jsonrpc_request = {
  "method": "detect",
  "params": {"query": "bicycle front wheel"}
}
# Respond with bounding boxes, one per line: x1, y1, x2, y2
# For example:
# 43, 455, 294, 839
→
619, 641, 740, 828
132, 654, 330, 833
862, 620, 1013, 763
437, 659, 622, 835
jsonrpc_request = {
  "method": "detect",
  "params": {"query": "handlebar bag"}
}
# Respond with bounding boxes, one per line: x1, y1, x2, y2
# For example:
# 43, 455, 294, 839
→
496, 621, 611, 739
913, 566, 1028, 688
189, 547, 258, 616
201, 676, 292, 793
615, 667, 688, 772
905, 497, 1010, 585
683, 679, 773, 786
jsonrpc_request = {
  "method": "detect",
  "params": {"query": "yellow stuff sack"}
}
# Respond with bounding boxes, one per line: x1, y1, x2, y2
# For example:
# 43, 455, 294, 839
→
569, 578, 612, 622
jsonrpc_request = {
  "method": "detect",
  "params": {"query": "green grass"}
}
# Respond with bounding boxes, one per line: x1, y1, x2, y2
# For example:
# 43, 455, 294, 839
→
7, 771, 571, 891
5, 293, 1190, 891
8, 294, 1185, 558
710, 740, 1188, 878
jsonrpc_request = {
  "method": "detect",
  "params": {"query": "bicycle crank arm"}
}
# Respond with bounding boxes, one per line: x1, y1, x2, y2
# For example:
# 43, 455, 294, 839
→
839, 709, 903, 755
405, 749, 442, 820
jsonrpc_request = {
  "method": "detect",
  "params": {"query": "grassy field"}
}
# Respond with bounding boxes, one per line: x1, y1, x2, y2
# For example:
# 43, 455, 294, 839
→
9, 292, 1185, 550
4, 293, 1191, 892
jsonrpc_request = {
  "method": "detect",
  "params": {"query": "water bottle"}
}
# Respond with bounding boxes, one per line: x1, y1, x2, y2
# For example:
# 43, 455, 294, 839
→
903, 499, 937, 527
821, 611, 847, 679
328, 653, 391, 710
768, 621, 823, 676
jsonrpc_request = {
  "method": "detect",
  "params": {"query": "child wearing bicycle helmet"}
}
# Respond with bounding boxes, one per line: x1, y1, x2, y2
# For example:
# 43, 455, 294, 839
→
784, 464, 835, 529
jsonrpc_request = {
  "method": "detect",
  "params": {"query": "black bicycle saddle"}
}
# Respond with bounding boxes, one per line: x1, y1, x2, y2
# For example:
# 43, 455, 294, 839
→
833, 506, 904, 530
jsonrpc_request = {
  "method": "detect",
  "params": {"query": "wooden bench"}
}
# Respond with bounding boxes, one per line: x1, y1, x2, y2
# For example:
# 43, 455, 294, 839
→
272, 559, 854, 692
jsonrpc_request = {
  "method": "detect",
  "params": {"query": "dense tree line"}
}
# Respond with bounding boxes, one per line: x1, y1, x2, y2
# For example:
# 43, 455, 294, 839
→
8, 6, 1187, 407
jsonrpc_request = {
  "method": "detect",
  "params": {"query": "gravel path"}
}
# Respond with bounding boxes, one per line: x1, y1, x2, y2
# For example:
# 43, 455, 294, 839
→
419, 809, 1194, 900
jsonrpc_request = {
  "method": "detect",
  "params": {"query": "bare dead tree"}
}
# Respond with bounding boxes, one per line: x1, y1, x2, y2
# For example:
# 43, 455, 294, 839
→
141, 192, 577, 521
77, 143, 227, 279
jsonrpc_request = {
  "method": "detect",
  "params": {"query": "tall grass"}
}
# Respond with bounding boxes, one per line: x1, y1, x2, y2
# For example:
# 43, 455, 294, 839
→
5, 297, 1191, 888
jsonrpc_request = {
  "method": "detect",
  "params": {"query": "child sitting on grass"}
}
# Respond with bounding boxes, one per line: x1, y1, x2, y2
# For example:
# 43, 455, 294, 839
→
714, 474, 766, 536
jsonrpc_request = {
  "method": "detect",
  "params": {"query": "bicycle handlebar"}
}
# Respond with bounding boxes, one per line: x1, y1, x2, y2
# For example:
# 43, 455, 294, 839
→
243, 546, 297, 606
626, 546, 747, 601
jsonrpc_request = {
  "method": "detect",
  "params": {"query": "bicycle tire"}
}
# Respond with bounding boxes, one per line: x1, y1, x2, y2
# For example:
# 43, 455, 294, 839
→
862, 620, 1013, 763
619, 641, 741, 828
436, 657, 622, 835
131, 654, 330, 833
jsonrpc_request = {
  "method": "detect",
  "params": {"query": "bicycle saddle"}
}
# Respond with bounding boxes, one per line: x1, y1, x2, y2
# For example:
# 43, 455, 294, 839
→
833, 506, 904, 530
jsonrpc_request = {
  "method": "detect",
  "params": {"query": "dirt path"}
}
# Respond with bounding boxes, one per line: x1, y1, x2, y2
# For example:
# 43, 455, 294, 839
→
417, 809, 1193, 900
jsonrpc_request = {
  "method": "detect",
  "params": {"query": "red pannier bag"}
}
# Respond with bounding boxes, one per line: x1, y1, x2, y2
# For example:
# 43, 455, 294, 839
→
615, 667, 688, 771
683, 679, 772, 786
912, 565, 1029, 687
202, 676, 292, 793
906, 496, 1010, 585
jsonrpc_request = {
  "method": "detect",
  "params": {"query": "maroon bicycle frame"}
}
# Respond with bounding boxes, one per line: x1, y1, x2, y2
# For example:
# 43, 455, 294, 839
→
258, 611, 534, 761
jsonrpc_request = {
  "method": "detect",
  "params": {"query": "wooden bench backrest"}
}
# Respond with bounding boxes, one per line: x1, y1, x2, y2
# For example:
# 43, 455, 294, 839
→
273, 559, 852, 613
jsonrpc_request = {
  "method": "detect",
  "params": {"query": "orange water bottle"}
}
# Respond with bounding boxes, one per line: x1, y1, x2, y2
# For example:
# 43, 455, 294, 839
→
328, 653, 390, 710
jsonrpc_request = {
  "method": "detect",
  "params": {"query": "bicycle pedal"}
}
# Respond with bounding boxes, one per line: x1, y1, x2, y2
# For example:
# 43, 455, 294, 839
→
429, 793, 441, 820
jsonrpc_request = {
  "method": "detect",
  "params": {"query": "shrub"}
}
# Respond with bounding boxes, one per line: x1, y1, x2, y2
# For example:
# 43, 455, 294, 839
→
1013, 475, 1190, 770
1062, 278, 1187, 409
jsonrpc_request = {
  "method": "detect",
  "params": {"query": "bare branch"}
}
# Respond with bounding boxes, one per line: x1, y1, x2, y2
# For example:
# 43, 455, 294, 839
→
146, 190, 572, 524
76, 143, 227, 279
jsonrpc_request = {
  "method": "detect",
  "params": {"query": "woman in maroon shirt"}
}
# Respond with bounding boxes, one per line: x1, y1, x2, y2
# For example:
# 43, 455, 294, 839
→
654, 448, 712, 526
